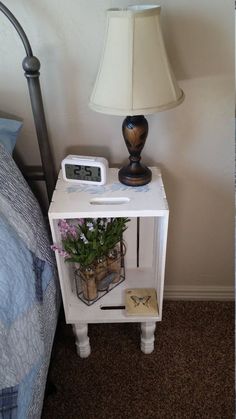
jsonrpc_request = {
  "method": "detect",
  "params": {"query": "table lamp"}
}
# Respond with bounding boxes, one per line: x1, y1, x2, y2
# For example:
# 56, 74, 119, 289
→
89, 5, 184, 186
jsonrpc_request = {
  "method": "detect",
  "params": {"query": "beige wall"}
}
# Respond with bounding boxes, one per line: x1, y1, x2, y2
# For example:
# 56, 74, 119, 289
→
0, 0, 234, 296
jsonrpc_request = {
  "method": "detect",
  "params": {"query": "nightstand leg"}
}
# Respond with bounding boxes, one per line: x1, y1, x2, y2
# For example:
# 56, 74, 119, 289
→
140, 321, 156, 354
72, 323, 91, 358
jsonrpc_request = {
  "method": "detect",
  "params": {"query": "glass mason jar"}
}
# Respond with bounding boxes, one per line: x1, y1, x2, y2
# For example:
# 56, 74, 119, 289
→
107, 245, 122, 284
78, 266, 98, 301
95, 256, 109, 291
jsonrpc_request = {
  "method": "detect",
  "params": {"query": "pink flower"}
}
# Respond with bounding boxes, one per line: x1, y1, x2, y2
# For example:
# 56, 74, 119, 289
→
69, 225, 78, 238
51, 244, 60, 251
58, 219, 70, 237
58, 249, 70, 258
51, 244, 69, 259
58, 220, 80, 239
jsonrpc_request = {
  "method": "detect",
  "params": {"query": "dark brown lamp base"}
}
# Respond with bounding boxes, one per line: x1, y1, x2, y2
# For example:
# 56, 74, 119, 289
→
118, 162, 152, 186
118, 115, 152, 186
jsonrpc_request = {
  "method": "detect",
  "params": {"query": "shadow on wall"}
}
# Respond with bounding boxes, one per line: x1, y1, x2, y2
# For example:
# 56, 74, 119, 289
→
161, 6, 233, 80
65, 145, 112, 162
159, 163, 234, 288
22, 1, 85, 164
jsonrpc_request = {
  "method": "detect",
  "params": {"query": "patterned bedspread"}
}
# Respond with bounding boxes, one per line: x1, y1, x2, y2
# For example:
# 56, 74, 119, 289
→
0, 145, 60, 419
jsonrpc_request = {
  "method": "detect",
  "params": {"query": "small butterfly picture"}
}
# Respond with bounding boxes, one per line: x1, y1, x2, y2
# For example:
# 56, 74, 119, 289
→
125, 288, 158, 316
130, 295, 151, 308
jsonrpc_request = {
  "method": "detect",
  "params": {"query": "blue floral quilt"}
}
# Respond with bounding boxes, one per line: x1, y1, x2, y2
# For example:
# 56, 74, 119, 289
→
0, 144, 60, 418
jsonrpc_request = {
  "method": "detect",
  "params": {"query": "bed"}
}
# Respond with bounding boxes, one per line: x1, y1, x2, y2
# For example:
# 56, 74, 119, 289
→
0, 3, 60, 418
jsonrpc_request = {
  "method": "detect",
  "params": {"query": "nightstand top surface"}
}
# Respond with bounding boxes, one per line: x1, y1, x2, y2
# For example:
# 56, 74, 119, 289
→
48, 167, 169, 219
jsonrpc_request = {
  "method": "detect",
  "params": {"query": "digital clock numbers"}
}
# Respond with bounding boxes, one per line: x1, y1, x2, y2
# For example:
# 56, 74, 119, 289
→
61, 155, 108, 185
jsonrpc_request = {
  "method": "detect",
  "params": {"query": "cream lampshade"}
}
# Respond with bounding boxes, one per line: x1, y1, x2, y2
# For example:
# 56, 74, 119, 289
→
89, 5, 184, 186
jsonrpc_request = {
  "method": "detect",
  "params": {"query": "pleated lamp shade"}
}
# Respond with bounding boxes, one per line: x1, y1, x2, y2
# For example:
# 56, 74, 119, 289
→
89, 5, 184, 116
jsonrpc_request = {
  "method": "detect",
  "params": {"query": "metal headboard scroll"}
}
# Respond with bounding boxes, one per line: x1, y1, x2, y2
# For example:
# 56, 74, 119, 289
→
0, 2, 56, 202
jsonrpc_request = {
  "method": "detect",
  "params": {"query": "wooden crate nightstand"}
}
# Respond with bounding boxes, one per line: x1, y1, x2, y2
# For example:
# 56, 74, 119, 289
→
48, 167, 169, 357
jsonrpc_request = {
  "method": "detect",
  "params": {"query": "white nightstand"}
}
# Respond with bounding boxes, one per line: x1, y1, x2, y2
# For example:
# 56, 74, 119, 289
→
48, 167, 169, 357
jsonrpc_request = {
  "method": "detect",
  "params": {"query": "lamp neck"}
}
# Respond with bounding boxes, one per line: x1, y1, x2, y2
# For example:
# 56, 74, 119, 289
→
126, 115, 145, 126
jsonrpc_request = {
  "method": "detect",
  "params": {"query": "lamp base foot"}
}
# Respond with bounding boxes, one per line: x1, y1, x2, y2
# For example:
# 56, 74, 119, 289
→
118, 164, 152, 186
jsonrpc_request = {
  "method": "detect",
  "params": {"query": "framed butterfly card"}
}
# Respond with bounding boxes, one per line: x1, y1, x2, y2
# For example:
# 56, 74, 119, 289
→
125, 288, 158, 316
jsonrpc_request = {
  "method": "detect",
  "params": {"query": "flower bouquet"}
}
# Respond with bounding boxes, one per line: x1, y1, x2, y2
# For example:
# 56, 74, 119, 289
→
52, 217, 129, 304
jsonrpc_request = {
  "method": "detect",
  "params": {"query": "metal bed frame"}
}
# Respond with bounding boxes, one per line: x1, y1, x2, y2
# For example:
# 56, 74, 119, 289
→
0, 1, 56, 202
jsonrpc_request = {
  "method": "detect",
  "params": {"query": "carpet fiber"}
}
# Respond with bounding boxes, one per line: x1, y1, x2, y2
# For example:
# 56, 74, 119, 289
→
42, 301, 234, 419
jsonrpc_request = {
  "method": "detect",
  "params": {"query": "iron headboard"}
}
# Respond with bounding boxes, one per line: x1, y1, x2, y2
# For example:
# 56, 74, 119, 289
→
0, 1, 56, 202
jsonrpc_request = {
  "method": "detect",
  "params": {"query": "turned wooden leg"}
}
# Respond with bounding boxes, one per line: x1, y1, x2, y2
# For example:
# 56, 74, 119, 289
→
140, 321, 156, 354
72, 323, 91, 358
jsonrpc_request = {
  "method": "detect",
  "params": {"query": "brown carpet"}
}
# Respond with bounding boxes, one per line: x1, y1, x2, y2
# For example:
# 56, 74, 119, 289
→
42, 301, 234, 419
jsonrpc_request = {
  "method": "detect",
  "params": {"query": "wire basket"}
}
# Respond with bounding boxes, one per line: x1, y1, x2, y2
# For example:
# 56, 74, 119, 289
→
75, 242, 126, 306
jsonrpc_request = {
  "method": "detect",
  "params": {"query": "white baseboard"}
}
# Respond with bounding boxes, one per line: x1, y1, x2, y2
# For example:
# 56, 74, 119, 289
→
164, 285, 235, 301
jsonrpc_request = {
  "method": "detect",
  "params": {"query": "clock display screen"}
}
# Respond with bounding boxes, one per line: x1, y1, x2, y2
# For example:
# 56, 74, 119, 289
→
65, 164, 101, 182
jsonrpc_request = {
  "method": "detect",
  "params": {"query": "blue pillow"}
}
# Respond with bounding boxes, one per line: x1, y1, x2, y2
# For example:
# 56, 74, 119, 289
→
0, 118, 23, 154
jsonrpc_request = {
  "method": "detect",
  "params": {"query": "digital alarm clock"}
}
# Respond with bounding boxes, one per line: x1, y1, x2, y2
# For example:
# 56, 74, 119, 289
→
61, 155, 109, 185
